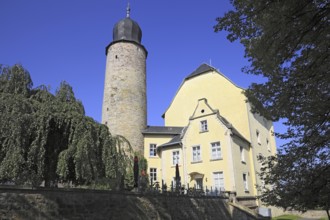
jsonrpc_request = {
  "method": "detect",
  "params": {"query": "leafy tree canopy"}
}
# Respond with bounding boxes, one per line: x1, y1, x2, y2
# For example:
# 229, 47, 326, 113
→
215, 0, 329, 214
0, 64, 134, 189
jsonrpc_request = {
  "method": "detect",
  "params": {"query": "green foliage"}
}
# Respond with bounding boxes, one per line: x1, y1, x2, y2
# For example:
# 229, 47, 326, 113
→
0, 64, 132, 190
215, 0, 329, 213
139, 157, 148, 172
124, 152, 148, 190
0, 64, 32, 96
88, 178, 118, 190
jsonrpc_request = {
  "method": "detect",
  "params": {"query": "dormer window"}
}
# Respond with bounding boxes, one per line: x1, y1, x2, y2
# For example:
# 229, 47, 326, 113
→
200, 120, 208, 132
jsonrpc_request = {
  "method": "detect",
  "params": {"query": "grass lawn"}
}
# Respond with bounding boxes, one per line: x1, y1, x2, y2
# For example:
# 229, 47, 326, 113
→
272, 215, 300, 220
272, 215, 329, 220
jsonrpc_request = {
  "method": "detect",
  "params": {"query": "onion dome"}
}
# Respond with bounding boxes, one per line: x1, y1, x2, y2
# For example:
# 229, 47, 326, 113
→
112, 3, 142, 44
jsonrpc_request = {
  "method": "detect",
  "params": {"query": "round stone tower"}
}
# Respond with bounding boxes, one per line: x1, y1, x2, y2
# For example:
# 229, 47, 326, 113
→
102, 5, 147, 153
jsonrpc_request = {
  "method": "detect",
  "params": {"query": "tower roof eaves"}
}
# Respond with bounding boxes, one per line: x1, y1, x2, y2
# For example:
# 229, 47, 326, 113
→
105, 39, 148, 57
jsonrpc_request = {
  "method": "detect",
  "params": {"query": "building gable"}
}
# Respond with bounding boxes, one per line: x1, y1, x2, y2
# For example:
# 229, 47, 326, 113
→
190, 98, 218, 120
162, 63, 251, 141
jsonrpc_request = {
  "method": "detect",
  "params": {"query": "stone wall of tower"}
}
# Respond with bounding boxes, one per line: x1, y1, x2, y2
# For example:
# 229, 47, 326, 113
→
102, 41, 147, 153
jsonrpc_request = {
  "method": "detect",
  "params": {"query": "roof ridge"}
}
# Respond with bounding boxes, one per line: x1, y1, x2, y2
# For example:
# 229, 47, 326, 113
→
142, 126, 184, 135
185, 63, 216, 80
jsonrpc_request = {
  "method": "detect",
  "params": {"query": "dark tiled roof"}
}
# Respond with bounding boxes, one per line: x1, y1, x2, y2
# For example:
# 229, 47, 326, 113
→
113, 17, 142, 44
142, 126, 184, 135
158, 135, 181, 148
185, 63, 216, 80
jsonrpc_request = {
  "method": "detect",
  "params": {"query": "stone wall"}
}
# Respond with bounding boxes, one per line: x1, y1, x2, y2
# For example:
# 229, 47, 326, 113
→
236, 196, 258, 208
0, 187, 265, 220
102, 41, 147, 153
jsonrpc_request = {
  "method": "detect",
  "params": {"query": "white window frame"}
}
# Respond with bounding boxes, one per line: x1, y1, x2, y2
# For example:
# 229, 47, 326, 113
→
256, 130, 261, 145
149, 143, 157, 157
192, 145, 201, 162
172, 150, 180, 165
243, 173, 249, 191
211, 142, 221, 160
213, 172, 224, 191
266, 139, 271, 152
150, 168, 157, 182
200, 120, 208, 132
240, 146, 245, 162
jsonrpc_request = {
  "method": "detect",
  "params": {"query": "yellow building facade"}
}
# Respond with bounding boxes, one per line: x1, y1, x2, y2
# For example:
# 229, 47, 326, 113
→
143, 64, 276, 206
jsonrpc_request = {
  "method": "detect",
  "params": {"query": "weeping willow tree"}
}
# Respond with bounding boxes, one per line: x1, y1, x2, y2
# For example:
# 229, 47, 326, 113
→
0, 64, 134, 189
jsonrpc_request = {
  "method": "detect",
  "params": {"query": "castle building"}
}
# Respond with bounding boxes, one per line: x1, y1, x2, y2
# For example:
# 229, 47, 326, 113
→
102, 5, 147, 153
143, 64, 277, 207
103, 6, 276, 207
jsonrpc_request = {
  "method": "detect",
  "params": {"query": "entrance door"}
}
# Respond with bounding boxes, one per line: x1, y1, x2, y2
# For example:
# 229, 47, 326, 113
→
196, 178, 203, 189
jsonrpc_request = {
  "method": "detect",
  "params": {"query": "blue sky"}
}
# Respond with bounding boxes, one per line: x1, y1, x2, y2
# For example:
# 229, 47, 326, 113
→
0, 0, 286, 146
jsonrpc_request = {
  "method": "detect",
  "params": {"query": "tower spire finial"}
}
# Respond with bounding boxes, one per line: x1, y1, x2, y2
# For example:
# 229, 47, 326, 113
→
126, 2, 130, 18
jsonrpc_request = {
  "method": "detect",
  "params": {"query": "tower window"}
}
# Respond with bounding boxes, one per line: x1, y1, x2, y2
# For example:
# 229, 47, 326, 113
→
115, 55, 118, 59
200, 120, 208, 132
